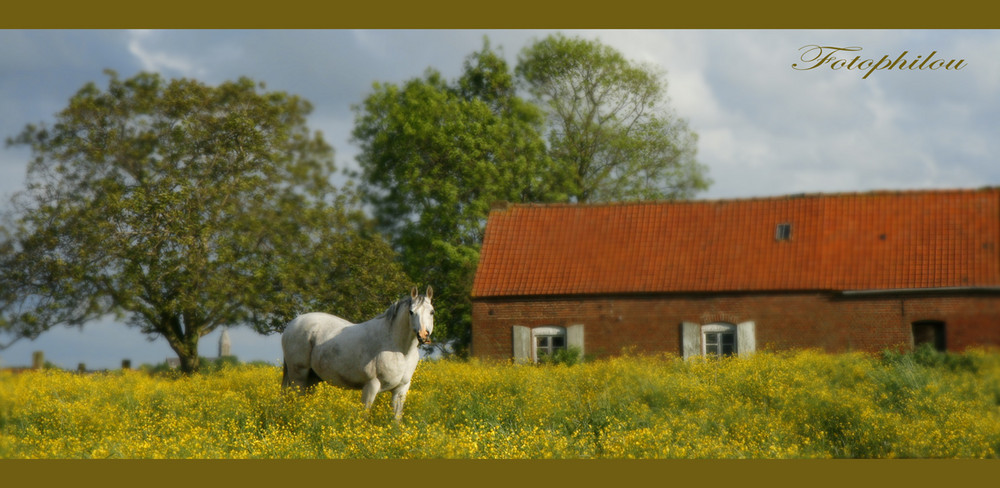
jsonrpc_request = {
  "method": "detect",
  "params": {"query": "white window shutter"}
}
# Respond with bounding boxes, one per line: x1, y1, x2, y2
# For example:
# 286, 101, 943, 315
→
737, 321, 756, 356
512, 326, 531, 363
567, 324, 585, 357
681, 322, 701, 359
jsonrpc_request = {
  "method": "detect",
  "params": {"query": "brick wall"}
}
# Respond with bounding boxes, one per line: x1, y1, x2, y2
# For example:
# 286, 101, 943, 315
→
471, 292, 1000, 359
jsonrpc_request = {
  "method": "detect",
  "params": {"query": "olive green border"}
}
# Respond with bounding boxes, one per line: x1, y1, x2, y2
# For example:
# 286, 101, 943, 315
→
2, 459, 999, 486
2, 0, 999, 28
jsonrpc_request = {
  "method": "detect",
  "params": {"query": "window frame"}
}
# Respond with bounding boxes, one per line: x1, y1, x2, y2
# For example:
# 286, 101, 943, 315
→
512, 324, 584, 364
701, 322, 738, 357
532, 326, 567, 362
775, 222, 792, 241
912, 320, 946, 352
682, 321, 755, 359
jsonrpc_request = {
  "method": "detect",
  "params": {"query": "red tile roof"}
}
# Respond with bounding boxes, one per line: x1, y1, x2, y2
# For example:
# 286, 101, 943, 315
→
471, 188, 1000, 297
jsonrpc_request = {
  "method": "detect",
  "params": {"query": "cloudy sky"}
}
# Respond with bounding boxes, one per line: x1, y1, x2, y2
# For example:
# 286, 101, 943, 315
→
1, 29, 996, 369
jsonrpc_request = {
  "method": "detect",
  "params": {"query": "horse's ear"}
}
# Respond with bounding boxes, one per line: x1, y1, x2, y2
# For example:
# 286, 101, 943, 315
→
426, 285, 433, 300
411, 286, 418, 299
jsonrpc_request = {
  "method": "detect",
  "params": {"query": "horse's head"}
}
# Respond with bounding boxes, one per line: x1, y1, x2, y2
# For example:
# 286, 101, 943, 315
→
409, 285, 434, 345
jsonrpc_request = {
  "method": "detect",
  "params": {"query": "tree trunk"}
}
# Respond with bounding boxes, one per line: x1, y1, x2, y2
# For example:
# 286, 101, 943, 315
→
163, 314, 202, 374
177, 349, 200, 374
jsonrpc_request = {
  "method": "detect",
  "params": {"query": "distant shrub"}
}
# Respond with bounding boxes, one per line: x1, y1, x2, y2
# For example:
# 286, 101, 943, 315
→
140, 356, 243, 377
199, 355, 241, 373
537, 346, 584, 366
881, 343, 981, 373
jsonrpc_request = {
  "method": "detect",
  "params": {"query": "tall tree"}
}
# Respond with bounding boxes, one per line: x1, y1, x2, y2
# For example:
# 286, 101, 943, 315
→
0, 70, 408, 373
517, 33, 711, 202
352, 42, 564, 355
353, 35, 712, 354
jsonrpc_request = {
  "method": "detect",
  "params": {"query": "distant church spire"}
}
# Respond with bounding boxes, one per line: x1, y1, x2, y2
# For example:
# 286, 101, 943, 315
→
219, 328, 231, 357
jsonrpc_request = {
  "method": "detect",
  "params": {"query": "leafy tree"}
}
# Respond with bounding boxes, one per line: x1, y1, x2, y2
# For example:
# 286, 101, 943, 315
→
352, 42, 564, 355
516, 33, 711, 202
352, 35, 712, 355
0, 70, 408, 373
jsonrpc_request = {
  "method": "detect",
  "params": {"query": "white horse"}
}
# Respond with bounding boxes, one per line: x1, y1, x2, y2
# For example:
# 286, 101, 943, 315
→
281, 286, 434, 420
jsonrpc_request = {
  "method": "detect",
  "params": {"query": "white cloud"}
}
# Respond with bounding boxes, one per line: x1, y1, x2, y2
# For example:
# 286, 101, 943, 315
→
126, 30, 206, 78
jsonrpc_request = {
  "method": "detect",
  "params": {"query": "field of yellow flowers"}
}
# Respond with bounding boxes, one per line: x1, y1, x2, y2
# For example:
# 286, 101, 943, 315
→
1, 348, 999, 459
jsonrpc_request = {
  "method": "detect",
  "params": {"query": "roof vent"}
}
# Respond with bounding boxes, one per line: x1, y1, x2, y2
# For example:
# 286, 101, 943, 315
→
775, 223, 792, 241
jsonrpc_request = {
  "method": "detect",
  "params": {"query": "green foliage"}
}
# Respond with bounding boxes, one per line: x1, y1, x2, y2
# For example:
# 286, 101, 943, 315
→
0, 70, 408, 373
139, 362, 180, 378
517, 33, 711, 202
139, 355, 264, 377
881, 343, 981, 373
352, 41, 565, 355
198, 355, 241, 374
537, 346, 584, 366
352, 35, 711, 355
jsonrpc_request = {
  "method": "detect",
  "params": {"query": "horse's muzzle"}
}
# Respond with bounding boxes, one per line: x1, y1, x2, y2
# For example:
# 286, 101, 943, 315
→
417, 331, 432, 345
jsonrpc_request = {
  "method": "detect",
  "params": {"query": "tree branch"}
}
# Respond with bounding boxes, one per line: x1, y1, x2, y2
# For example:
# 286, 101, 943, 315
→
0, 335, 25, 351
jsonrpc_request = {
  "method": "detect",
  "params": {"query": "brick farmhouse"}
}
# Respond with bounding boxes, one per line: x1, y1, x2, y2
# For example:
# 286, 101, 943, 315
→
470, 188, 1000, 362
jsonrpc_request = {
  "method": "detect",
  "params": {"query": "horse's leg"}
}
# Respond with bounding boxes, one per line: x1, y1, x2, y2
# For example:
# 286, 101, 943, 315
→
361, 378, 381, 412
391, 381, 411, 421
305, 368, 323, 389
283, 356, 314, 392
281, 317, 320, 392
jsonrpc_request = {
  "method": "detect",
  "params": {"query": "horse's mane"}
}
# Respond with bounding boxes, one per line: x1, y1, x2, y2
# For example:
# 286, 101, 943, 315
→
377, 293, 433, 328
377, 295, 412, 325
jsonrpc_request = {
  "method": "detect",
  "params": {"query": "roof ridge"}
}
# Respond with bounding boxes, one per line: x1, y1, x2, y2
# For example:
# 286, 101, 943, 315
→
490, 186, 1000, 211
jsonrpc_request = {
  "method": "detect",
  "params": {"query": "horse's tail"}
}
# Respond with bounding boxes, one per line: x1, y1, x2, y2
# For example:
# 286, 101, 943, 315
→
281, 360, 289, 388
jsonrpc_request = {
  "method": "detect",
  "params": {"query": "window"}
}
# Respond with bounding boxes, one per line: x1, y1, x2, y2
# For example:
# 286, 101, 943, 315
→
701, 323, 737, 357
532, 326, 566, 361
912, 320, 946, 352
681, 321, 756, 359
775, 223, 792, 241
512, 325, 585, 363
704, 331, 736, 356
